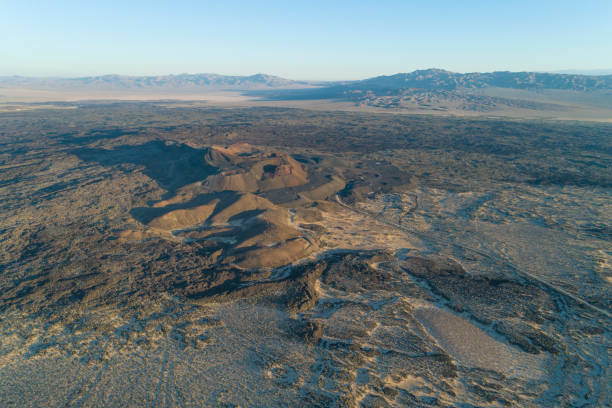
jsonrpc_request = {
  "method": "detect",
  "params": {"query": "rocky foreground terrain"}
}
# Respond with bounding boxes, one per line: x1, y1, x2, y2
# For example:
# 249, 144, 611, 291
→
0, 104, 610, 406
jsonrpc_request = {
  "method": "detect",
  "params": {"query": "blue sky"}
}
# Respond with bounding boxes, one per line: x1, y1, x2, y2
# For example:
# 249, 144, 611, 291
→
1, 0, 611, 79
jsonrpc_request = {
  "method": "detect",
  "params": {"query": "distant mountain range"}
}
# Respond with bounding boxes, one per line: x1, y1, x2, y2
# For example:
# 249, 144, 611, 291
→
239, 69, 612, 115
2, 70, 612, 118
2, 69, 612, 92
0, 73, 318, 90
346, 69, 612, 92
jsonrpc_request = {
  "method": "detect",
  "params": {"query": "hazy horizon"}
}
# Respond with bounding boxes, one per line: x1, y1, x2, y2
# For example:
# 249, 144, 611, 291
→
2, 1, 611, 80
3, 67, 612, 82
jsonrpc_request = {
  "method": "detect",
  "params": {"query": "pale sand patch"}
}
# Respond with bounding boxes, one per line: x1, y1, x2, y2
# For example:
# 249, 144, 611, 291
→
0, 88, 254, 103
592, 249, 612, 284
318, 205, 426, 253
415, 307, 547, 379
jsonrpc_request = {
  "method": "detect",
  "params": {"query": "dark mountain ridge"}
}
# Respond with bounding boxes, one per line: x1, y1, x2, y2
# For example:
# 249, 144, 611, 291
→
348, 69, 612, 92
241, 69, 612, 116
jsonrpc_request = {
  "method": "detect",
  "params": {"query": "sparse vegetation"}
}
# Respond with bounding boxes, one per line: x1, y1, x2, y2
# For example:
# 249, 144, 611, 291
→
0, 103, 610, 407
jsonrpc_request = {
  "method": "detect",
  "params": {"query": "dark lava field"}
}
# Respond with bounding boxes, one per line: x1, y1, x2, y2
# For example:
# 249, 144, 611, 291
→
0, 103, 610, 407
